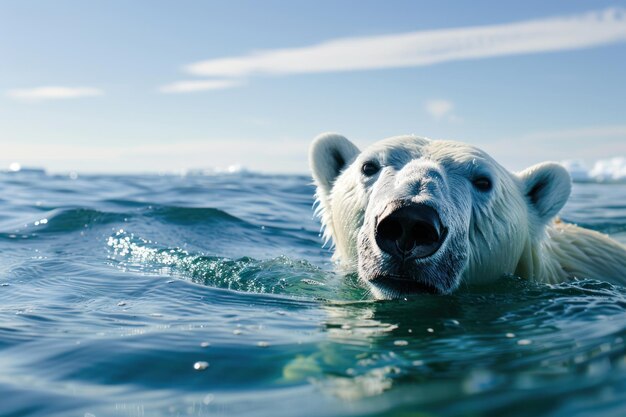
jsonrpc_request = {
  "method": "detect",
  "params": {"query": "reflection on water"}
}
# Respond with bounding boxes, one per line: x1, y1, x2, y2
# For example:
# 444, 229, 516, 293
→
283, 278, 626, 414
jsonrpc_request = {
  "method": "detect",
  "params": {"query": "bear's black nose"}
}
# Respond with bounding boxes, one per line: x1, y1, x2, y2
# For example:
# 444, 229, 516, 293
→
375, 203, 446, 260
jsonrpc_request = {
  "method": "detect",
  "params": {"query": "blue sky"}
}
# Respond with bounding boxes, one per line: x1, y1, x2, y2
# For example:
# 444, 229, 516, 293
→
1, 0, 625, 173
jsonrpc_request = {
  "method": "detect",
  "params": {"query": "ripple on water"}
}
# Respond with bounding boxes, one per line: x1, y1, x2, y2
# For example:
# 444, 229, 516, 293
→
0, 174, 625, 417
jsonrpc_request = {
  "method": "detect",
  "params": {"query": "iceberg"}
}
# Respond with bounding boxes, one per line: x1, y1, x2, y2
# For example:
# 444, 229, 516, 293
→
561, 157, 626, 183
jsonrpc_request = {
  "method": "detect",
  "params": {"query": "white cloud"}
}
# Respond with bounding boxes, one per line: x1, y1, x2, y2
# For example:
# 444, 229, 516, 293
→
425, 99, 454, 120
158, 79, 244, 93
183, 8, 626, 80
6, 86, 103, 102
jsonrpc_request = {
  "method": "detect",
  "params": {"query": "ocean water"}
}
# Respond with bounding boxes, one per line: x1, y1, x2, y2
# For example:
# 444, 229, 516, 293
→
1, 169, 626, 417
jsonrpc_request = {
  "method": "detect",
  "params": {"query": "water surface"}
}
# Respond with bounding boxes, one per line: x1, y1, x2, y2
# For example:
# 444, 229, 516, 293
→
0, 170, 625, 417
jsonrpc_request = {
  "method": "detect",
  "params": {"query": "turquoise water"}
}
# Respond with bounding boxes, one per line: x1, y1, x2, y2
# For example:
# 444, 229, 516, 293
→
1, 170, 625, 417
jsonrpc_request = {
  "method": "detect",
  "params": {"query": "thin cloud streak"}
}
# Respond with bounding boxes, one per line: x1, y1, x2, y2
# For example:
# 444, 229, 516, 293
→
185, 8, 626, 79
6, 86, 104, 102
159, 79, 244, 93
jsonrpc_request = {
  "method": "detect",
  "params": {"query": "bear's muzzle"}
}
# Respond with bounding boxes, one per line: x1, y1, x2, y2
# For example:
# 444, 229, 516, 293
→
375, 203, 448, 262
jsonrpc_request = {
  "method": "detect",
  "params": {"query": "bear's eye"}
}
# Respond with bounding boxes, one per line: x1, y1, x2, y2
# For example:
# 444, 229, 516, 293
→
361, 161, 380, 177
473, 176, 492, 192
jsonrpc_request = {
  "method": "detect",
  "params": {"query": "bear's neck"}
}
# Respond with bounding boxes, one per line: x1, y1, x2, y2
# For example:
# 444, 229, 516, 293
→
515, 221, 626, 285
515, 225, 567, 284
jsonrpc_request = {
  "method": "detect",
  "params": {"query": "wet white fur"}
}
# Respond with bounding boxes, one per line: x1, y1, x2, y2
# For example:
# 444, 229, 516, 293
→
310, 133, 626, 294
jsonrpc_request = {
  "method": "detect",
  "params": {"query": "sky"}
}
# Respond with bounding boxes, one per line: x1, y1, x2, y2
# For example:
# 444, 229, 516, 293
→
0, 0, 625, 174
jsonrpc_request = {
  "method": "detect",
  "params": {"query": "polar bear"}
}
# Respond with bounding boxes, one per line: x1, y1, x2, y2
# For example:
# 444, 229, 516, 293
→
309, 133, 626, 299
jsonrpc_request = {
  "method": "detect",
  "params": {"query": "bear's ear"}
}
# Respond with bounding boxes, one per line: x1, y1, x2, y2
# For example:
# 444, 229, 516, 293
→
518, 162, 572, 223
309, 132, 360, 196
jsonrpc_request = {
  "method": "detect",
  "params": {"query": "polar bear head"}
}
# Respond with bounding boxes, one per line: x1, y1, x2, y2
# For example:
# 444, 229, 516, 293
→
310, 133, 571, 299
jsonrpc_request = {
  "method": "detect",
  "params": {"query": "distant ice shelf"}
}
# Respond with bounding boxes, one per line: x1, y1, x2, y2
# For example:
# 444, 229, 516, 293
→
561, 157, 626, 183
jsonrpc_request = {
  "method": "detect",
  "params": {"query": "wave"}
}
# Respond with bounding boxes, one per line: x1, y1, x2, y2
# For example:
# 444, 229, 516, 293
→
562, 157, 626, 183
0, 208, 128, 240
106, 230, 365, 300
2, 205, 248, 233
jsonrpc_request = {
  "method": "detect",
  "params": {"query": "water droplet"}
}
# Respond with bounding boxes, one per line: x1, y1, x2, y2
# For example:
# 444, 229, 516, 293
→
194, 361, 209, 371
427, 328, 434, 333
517, 339, 532, 345
394, 340, 409, 346
200, 341, 211, 348
506, 333, 515, 338
257, 341, 269, 348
